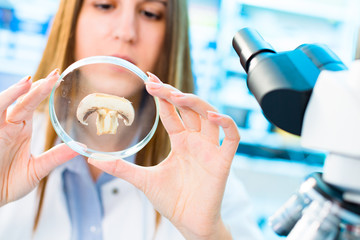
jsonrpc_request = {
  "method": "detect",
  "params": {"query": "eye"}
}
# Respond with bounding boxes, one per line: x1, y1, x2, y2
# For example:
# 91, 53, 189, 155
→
94, 3, 115, 11
140, 10, 162, 20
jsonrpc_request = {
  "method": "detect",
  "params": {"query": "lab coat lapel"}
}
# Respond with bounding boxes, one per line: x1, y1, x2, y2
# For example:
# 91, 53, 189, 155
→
33, 167, 72, 240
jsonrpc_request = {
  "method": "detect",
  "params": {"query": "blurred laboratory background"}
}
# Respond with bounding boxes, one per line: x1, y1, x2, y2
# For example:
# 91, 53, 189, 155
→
1, 0, 360, 239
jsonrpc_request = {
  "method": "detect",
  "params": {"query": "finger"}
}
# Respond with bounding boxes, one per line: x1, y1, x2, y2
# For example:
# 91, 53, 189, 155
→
200, 117, 219, 142
17, 78, 45, 102
169, 91, 217, 118
147, 73, 211, 133
0, 109, 7, 126
207, 111, 240, 160
177, 106, 201, 132
147, 72, 163, 83
158, 98, 185, 135
146, 81, 185, 135
145, 73, 179, 101
33, 143, 80, 180
7, 69, 59, 123
0, 76, 32, 125
0, 76, 32, 111
88, 158, 147, 191
167, 92, 200, 132
170, 91, 219, 137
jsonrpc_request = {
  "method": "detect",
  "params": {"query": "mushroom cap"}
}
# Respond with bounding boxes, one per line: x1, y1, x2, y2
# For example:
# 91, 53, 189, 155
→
76, 93, 135, 126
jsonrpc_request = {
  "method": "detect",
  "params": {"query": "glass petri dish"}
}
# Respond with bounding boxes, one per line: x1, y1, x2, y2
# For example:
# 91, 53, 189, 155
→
49, 56, 159, 161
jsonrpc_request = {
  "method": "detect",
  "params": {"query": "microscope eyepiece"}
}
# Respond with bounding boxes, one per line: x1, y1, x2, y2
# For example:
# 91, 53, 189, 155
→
232, 28, 276, 72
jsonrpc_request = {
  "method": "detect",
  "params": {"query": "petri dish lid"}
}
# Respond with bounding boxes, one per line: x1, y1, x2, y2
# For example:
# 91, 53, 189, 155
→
49, 56, 159, 161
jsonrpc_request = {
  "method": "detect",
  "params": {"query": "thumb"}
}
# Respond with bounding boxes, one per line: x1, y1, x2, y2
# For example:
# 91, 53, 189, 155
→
34, 143, 80, 180
88, 158, 147, 191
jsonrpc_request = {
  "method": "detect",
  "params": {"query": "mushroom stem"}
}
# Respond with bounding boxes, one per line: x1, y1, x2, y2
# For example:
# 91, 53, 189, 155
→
96, 109, 119, 135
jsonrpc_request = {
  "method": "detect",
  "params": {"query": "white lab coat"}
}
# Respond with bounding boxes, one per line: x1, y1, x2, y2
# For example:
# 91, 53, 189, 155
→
0, 114, 263, 240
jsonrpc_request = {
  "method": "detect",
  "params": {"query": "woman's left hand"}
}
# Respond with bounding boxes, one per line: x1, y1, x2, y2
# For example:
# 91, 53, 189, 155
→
88, 73, 240, 240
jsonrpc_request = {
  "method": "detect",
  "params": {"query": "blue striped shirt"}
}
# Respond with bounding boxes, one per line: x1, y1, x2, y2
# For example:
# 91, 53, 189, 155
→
62, 156, 115, 240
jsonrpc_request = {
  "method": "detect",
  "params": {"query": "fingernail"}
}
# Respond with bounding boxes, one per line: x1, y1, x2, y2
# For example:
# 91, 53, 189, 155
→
170, 91, 185, 97
19, 76, 32, 85
145, 81, 162, 89
147, 72, 162, 83
207, 111, 222, 119
48, 68, 60, 78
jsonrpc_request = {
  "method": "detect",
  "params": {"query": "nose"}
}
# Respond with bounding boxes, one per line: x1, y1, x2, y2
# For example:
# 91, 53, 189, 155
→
113, 11, 137, 43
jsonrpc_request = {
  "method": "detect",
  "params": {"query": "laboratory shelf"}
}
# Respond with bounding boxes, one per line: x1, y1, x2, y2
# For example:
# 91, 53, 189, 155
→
236, 0, 357, 22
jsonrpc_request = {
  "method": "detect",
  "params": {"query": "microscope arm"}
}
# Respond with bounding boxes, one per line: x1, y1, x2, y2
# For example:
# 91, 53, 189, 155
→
301, 61, 360, 200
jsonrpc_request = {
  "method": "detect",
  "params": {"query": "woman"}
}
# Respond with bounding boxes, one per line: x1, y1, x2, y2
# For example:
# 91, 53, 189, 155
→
0, 0, 263, 239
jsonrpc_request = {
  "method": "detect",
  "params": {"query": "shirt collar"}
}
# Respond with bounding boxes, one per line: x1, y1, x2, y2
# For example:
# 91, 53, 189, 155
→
62, 155, 117, 186
62, 155, 89, 175
56, 135, 137, 185
61, 153, 136, 186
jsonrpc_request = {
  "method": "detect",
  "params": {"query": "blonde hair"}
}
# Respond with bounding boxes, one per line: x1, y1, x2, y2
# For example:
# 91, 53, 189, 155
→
33, 0, 193, 232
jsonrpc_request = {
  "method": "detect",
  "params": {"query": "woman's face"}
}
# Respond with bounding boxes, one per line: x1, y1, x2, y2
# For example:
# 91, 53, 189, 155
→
75, 0, 167, 71
74, 0, 167, 96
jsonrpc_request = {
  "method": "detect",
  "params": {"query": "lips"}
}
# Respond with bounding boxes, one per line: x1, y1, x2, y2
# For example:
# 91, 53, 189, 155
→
110, 54, 136, 65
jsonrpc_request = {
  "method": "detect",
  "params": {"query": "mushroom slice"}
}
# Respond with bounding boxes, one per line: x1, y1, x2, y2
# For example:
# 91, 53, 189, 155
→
76, 93, 135, 135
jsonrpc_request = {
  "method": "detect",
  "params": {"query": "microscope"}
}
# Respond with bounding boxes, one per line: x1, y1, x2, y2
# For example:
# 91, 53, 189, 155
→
232, 28, 360, 239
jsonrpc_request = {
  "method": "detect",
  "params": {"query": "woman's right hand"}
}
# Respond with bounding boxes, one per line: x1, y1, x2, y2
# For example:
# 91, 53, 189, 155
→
0, 69, 79, 207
